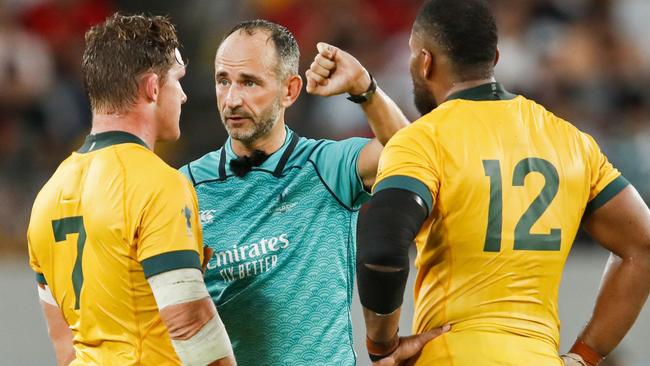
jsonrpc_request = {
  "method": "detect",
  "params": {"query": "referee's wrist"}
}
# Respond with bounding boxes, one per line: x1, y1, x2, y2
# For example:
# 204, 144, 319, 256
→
350, 71, 372, 95
347, 72, 376, 104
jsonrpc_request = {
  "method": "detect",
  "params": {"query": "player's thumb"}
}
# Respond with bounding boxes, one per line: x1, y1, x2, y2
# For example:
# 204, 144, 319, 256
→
316, 42, 337, 59
417, 324, 451, 344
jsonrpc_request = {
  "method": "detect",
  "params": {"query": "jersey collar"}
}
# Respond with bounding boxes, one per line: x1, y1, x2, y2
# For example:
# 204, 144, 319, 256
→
445, 82, 517, 102
220, 126, 298, 179
77, 131, 148, 153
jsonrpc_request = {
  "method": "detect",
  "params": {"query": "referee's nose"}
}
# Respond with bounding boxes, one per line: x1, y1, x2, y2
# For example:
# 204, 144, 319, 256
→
224, 84, 243, 110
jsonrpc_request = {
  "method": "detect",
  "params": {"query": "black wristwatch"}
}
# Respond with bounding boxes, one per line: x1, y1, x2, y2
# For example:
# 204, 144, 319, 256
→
347, 73, 377, 104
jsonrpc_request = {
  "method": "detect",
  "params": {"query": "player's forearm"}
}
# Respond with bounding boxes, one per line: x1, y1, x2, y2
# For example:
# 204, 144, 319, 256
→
360, 87, 409, 145
363, 306, 401, 343
54, 345, 75, 366
41, 302, 75, 365
579, 252, 650, 357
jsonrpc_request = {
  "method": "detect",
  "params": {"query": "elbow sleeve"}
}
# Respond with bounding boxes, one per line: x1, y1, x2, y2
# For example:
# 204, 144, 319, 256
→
357, 188, 428, 314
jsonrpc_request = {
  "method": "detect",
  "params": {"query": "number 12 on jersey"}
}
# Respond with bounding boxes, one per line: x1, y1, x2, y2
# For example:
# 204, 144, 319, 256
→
482, 158, 561, 252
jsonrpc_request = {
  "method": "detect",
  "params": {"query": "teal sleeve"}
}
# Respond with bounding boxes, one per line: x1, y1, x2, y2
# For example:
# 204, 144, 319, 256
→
311, 138, 371, 210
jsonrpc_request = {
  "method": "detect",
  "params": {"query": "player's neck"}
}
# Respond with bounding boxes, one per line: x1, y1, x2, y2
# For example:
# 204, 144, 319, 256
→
443, 77, 497, 101
91, 112, 156, 150
231, 120, 287, 157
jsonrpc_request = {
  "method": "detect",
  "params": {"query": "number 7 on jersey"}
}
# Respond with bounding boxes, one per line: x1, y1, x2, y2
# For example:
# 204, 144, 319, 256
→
52, 216, 86, 309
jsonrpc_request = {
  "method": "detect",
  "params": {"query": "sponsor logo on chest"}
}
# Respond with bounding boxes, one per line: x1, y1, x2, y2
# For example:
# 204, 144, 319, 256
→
206, 233, 290, 282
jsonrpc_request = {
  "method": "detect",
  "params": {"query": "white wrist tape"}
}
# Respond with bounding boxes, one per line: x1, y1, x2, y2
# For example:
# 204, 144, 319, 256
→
172, 313, 233, 366
148, 268, 232, 365
38, 284, 58, 307
148, 268, 210, 308
561, 353, 588, 366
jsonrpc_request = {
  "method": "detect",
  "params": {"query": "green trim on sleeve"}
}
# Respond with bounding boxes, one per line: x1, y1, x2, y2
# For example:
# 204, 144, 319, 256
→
584, 175, 630, 216
374, 175, 433, 214
35, 272, 47, 285
141, 250, 201, 279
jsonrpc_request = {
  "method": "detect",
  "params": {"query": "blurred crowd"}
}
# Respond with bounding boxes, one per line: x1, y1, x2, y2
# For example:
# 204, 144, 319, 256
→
0, 0, 648, 252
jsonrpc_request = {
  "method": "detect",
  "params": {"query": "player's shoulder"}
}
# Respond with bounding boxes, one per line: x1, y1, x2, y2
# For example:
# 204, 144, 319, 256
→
516, 95, 593, 142
385, 113, 440, 150
114, 144, 189, 190
30, 154, 76, 218
180, 148, 222, 186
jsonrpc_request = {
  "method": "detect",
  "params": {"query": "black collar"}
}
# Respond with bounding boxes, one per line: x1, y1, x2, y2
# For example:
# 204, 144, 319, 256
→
77, 131, 148, 153
218, 131, 300, 181
446, 82, 517, 102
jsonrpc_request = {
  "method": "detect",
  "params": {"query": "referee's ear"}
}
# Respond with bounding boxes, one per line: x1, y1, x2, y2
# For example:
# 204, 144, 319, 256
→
281, 74, 302, 108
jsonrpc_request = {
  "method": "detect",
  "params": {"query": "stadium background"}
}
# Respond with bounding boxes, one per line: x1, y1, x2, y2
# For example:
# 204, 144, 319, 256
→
0, 0, 648, 364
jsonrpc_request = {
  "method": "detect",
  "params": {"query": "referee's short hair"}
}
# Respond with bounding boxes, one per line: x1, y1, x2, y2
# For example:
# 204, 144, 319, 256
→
224, 19, 300, 81
414, 0, 498, 80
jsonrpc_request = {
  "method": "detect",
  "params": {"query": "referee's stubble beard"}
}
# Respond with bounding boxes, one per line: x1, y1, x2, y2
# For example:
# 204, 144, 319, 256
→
220, 95, 282, 146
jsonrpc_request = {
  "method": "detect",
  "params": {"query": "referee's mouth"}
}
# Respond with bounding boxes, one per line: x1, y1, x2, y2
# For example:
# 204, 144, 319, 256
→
226, 116, 251, 126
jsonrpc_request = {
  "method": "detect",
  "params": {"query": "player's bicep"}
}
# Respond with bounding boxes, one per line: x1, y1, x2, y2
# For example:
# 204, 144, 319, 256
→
374, 131, 439, 215
582, 185, 650, 259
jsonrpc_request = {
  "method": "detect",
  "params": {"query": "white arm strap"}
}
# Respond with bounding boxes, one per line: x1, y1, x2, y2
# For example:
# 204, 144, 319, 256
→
148, 268, 233, 365
38, 284, 58, 307
148, 268, 209, 308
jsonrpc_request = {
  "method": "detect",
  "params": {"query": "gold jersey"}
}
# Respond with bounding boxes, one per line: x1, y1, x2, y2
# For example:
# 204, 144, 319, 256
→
374, 83, 627, 365
28, 131, 204, 365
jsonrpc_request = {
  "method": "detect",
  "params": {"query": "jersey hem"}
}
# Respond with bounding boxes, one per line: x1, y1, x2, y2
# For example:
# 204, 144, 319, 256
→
584, 175, 629, 217
35, 272, 47, 285
141, 250, 201, 279
374, 175, 433, 214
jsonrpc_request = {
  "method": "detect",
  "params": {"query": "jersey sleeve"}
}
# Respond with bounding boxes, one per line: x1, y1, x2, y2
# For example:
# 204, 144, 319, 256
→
133, 170, 203, 279
582, 132, 629, 216
27, 228, 47, 285
373, 125, 440, 215
311, 137, 371, 209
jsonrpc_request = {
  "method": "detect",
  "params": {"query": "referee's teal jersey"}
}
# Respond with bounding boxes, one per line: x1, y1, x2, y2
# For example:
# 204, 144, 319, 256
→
180, 127, 370, 366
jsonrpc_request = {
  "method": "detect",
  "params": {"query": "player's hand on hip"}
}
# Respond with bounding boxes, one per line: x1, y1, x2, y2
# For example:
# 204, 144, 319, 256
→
372, 325, 450, 366
561, 353, 590, 366
305, 42, 371, 97
202, 246, 214, 272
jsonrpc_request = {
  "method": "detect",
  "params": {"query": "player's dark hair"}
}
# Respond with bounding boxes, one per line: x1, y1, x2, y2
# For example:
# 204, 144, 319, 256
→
414, 0, 498, 80
82, 13, 180, 113
224, 19, 300, 80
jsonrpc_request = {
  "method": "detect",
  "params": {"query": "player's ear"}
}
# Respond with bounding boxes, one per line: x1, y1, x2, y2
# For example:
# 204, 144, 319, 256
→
421, 49, 434, 80
142, 72, 160, 103
493, 48, 500, 67
282, 74, 302, 108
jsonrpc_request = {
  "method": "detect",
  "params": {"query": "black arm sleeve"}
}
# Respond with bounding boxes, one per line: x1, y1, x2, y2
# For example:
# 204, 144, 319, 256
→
356, 188, 429, 314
